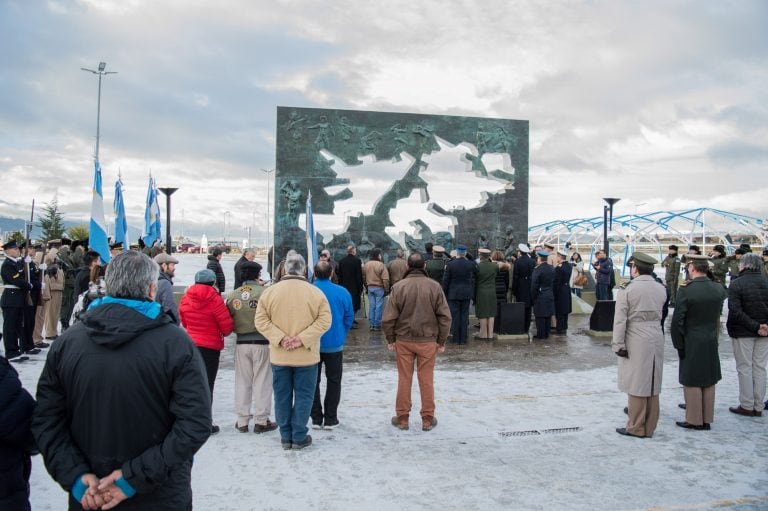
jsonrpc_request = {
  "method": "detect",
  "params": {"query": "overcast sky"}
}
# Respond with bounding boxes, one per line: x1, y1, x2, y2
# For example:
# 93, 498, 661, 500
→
1, 0, 766, 243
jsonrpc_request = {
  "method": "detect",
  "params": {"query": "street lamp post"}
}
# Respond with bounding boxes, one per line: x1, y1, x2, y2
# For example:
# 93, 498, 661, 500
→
158, 188, 178, 255
80, 62, 117, 162
602, 198, 621, 256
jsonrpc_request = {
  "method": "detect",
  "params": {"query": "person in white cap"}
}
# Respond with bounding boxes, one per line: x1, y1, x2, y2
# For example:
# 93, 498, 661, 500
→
512, 243, 535, 334
553, 250, 572, 335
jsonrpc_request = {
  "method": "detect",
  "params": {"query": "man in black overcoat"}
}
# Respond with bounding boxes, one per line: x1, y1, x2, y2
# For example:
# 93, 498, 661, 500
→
337, 244, 364, 327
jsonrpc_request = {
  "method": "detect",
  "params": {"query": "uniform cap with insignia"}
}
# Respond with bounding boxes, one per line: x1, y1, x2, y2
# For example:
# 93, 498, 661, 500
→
154, 253, 179, 265
557, 249, 568, 257
630, 252, 658, 270
713, 244, 725, 254
518, 243, 531, 253
478, 248, 491, 255
2, 240, 19, 250
543, 242, 555, 250
536, 250, 550, 258
456, 244, 467, 255
110, 241, 124, 250
432, 245, 445, 254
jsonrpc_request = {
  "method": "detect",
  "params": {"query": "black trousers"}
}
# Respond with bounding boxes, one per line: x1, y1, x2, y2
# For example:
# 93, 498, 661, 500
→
197, 346, 220, 399
556, 314, 569, 333
448, 299, 470, 344
22, 306, 36, 351
524, 305, 532, 333
311, 351, 343, 424
535, 316, 551, 339
2, 307, 25, 354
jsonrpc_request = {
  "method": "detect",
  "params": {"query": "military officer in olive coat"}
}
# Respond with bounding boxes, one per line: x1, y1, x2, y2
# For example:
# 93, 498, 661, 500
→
661, 245, 681, 306
612, 253, 668, 438
671, 254, 728, 430
709, 245, 729, 286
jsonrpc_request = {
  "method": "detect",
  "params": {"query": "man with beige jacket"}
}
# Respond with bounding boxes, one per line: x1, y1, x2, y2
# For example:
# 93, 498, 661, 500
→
383, 253, 452, 432
255, 253, 331, 450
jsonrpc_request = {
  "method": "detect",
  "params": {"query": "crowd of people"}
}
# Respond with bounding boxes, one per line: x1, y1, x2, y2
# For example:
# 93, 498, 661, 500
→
1, 236, 767, 509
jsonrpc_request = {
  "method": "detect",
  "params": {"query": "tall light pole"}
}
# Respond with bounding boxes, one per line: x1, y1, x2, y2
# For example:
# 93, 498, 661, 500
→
81, 62, 117, 161
158, 187, 178, 254
602, 197, 621, 256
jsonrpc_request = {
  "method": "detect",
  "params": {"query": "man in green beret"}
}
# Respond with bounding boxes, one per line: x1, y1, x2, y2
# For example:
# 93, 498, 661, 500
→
671, 254, 728, 430
612, 252, 668, 438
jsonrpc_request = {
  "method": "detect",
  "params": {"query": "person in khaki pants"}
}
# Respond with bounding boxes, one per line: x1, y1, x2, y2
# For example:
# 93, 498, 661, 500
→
383, 253, 452, 432
226, 261, 277, 434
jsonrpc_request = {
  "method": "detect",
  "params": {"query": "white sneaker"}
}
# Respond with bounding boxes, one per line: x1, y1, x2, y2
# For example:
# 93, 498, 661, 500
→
324, 420, 339, 430
311, 422, 324, 430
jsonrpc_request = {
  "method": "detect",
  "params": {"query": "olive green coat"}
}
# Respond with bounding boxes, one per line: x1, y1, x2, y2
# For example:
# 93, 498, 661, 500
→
670, 277, 727, 387
710, 256, 729, 286
474, 260, 499, 318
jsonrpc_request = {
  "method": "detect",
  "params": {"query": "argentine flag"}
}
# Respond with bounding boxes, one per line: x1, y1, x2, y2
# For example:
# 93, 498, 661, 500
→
142, 176, 162, 247
114, 177, 128, 247
306, 190, 317, 281
89, 160, 111, 263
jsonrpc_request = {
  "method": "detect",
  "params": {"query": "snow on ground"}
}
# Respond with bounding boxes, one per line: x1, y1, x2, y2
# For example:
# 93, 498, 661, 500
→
17, 341, 768, 511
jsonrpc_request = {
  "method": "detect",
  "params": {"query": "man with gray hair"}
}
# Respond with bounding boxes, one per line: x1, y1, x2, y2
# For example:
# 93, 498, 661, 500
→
255, 253, 331, 450
234, 247, 256, 289
387, 248, 408, 286
725, 252, 768, 417
32, 251, 212, 509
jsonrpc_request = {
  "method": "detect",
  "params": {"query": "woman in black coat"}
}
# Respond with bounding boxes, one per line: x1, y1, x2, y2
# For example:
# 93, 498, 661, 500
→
0, 355, 36, 511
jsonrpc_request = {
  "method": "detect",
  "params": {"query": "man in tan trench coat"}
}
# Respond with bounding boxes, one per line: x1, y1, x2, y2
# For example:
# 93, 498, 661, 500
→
612, 252, 668, 438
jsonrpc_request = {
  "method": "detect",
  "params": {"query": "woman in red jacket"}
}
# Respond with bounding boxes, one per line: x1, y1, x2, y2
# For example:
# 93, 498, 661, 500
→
179, 269, 234, 434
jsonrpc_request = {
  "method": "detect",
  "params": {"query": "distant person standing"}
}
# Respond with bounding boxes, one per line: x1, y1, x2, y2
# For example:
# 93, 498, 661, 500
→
612, 253, 668, 438
207, 247, 226, 293
233, 248, 256, 289
725, 253, 768, 417
671, 254, 728, 430
553, 250, 572, 335
383, 253, 451, 432
512, 244, 535, 334
442, 244, 477, 344
474, 248, 498, 340
255, 253, 331, 450
42, 249, 65, 341
662, 245, 681, 306
226, 261, 278, 434
569, 252, 585, 297
709, 245, 729, 286
387, 248, 409, 287
592, 249, 613, 301
531, 250, 555, 340
2, 240, 37, 361
319, 249, 339, 283
179, 269, 234, 434
338, 244, 364, 329
311, 261, 354, 430
363, 248, 389, 331
154, 252, 180, 325
425, 245, 448, 283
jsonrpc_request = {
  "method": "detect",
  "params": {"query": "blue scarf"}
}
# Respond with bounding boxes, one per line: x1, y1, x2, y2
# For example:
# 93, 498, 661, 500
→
89, 296, 161, 319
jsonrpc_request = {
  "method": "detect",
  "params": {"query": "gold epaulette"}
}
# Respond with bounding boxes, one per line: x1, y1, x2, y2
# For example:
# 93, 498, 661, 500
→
679, 280, 690, 287
618, 280, 631, 290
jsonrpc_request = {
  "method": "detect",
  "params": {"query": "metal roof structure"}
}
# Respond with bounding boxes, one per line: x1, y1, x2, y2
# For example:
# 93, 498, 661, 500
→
529, 208, 767, 274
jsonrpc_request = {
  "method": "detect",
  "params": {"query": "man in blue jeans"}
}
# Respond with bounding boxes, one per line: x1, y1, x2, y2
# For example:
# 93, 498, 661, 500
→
255, 253, 331, 450
593, 250, 614, 301
311, 261, 354, 429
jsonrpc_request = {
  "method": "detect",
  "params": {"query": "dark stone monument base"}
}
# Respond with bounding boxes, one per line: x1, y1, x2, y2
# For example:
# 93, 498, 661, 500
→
589, 300, 615, 333
495, 302, 526, 335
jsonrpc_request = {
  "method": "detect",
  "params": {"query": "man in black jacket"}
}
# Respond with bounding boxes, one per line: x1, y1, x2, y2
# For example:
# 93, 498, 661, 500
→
442, 244, 478, 344
32, 251, 211, 510
0, 354, 36, 510
725, 253, 768, 418
512, 243, 535, 334
337, 244, 364, 327
207, 247, 226, 293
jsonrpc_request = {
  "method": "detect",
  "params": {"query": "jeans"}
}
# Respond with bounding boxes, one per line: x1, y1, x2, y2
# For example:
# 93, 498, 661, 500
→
272, 364, 318, 443
596, 283, 610, 301
368, 287, 385, 327
311, 351, 343, 425
572, 288, 582, 298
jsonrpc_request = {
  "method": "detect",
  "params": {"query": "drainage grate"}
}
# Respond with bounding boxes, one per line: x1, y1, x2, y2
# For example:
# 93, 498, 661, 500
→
499, 426, 581, 437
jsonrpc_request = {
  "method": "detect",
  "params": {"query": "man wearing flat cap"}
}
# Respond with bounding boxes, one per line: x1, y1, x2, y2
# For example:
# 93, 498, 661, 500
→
671, 254, 727, 430
2, 240, 38, 361
662, 245, 681, 306
612, 252, 668, 438
153, 252, 180, 325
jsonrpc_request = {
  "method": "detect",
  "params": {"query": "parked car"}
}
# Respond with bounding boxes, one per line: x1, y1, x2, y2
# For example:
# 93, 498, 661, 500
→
177, 243, 198, 253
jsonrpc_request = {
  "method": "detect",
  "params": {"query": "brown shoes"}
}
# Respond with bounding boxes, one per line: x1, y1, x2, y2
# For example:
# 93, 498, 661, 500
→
422, 416, 438, 431
254, 420, 278, 433
729, 406, 762, 417
391, 415, 409, 430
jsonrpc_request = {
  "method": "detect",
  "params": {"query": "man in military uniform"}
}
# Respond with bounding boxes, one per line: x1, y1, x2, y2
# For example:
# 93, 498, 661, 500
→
612, 253, 668, 438
531, 250, 555, 340
661, 245, 681, 306
20, 243, 45, 352
425, 245, 447, 283
1, 240, 39, 361
709, 245, 729, 286
512, 243, 535, 334
671, 254, 728, 430
442, 245, 477, 344
56, 244, 77, 331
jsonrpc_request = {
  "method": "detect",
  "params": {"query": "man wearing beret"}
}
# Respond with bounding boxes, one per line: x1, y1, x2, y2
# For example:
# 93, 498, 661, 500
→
612, 252, 668, 438
671, 254, 728, 430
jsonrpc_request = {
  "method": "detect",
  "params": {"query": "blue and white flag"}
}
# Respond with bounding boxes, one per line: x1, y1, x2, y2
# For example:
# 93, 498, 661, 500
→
113, 176, 128, 248
305, 191, 317, 281
142, 176, 162, 247
89, 160, 111, 263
